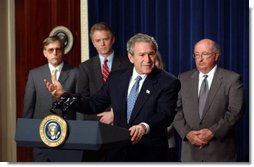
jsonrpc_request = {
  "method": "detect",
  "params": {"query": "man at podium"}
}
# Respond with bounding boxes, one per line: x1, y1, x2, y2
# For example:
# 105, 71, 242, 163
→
45, 33, 181, 162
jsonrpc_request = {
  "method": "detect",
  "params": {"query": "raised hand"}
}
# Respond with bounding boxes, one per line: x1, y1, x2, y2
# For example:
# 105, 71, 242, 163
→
44, 69, 65, 97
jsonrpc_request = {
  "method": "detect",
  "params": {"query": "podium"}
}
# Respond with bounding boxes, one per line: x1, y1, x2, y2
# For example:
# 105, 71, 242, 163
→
15, 118, 131, 161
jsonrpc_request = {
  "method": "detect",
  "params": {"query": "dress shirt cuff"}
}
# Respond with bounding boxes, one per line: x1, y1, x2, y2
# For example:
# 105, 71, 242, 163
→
140, 122, 150, 134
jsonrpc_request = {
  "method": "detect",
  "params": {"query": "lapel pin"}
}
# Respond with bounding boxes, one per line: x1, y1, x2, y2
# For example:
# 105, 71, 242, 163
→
146, 89, 150, 94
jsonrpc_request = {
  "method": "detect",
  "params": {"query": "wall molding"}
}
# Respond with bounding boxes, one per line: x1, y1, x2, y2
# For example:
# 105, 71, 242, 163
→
0, 0, 17, 162
80, 0, 89, 62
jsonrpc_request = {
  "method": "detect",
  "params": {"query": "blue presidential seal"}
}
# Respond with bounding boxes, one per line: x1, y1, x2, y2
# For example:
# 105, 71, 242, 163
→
39, 114, 68, 147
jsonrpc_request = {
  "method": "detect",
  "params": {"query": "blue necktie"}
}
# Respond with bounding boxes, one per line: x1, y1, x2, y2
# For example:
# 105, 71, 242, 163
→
198, 75, 209, 118
127, 76, 142, 123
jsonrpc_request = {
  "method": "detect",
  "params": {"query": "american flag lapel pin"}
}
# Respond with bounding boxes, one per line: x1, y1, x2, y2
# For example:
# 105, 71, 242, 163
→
146, 89, 150, 94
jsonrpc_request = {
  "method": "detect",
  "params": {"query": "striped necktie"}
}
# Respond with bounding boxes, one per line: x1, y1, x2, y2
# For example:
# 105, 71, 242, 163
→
102, 58, 109, 82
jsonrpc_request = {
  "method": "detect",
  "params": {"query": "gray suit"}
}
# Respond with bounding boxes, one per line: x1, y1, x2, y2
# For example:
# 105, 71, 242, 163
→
23, 63, 79, 119
173, 67, 243, 162
23, 63, 79, 161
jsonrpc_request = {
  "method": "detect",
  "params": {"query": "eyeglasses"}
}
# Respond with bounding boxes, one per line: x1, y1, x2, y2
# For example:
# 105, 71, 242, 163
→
193, 52, 215, 59
46, 48, 62, 54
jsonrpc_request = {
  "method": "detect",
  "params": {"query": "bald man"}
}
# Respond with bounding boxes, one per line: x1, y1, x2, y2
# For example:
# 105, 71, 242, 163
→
173, 39, 244, 162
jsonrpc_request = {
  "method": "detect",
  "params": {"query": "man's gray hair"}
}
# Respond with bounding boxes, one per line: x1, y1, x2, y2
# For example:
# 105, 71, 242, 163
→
213, 42, 221, 54
126, 33, 158, 55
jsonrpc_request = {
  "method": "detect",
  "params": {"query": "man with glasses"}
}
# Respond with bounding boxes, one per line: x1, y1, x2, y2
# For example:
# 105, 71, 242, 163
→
23, 35, 79, 161
173, 38, 244, 162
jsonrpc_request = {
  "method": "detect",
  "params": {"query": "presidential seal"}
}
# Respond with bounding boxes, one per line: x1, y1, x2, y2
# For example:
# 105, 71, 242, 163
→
39, 114, 68, 147
49, 26, 74, 55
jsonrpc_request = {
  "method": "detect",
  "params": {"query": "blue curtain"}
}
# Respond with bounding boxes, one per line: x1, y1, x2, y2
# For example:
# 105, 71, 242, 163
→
87, 0, 249, 162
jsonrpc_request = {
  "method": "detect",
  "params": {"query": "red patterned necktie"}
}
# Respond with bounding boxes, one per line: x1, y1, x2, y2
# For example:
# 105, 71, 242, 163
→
102, 58, 110, 82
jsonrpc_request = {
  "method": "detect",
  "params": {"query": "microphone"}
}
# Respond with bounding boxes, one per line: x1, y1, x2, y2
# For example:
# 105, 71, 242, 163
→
62, 94, 81, 112
50, 92, 72, 113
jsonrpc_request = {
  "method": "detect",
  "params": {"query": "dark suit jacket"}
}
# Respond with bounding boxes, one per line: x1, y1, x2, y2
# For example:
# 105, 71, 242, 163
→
77, 55, 131, 120
173, 67, 243, 162
78, 55, 131, 97
78, 67, 181, 161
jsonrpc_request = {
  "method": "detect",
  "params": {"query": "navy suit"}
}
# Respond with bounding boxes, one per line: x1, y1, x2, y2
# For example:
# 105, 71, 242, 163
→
78, 66, 181, 161
78, 55, 131, 98
77, 54, 131, 161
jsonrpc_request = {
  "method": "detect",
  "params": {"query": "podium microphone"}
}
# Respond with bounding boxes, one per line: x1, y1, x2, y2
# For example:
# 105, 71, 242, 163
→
62, 94, 80, 112
50, 92, 72, 113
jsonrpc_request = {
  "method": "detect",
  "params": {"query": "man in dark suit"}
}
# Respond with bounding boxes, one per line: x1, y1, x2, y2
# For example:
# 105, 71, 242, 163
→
173, 39, 244, 162
77, 22, 131, 161
23, 35, 79, 161
78, 22, 130, 124
45, 33, 181, 161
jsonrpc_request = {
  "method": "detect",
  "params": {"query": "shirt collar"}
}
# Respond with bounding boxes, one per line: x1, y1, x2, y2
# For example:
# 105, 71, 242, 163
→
131, 67, 147, 81
99, 51, 114, 64
48, 62, 64, 73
